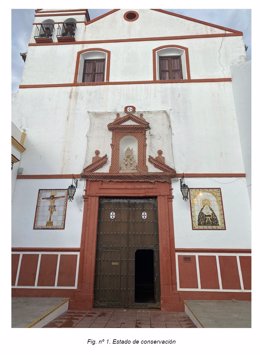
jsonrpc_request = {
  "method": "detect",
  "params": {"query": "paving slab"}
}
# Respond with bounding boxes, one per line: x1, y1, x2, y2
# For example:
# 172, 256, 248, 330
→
12, 297, 68, 328
14, 298, 249, 328
44, 308, 196, 328
185, 300, 251, 328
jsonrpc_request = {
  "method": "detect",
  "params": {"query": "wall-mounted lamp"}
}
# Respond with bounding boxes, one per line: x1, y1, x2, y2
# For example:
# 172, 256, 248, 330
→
180, 176, 189, 201
68, 177, 78, 202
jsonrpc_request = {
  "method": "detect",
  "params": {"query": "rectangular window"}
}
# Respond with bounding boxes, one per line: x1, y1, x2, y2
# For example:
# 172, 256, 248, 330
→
159, 56, 183, 80
82, 59, 105, 82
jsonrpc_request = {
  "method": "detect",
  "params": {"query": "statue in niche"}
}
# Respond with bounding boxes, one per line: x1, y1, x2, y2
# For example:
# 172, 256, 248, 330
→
121, 147, 137, 171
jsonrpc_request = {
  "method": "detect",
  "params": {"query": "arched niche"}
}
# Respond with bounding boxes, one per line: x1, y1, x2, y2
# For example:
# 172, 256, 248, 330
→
107, 110, 150, 174
119, 136, 138, 172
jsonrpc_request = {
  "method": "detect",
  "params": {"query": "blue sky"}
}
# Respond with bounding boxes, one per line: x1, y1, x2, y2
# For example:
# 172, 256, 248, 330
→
12, 9, 251, 92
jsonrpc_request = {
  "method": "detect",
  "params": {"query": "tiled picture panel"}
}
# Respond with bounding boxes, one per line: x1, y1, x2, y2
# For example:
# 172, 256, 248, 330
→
189, 188, 226, 230
34, 189, 68, 229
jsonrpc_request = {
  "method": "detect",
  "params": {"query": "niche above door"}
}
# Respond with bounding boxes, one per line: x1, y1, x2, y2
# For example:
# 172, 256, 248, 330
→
108, 107, 150, 173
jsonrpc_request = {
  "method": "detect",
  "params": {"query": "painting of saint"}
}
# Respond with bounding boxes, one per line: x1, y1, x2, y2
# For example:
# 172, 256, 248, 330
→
198, 199, 219, 226
189, 188, 225, 230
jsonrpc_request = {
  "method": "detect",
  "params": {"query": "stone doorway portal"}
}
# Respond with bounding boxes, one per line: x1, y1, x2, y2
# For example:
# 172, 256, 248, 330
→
94, 198, 160, 308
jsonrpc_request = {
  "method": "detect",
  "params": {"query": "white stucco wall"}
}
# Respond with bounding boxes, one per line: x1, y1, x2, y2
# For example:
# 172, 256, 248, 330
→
71, 10, 231, 39
11, 122, 26, 196
86, 110, 174, 172
12, 83, 244, 175
12, 179, 84, 248
231, 61, 251, 200
21, 36, 246, 85
173, 177, 251, 249
12, 9, 250, 251
30, 9, 234, 45
21, 9, 246, 85
12, 176, 250, 249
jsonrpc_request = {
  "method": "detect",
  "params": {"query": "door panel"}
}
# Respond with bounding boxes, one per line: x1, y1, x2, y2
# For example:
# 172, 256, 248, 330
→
94, 249, 122, 306
94, 198, 160, 308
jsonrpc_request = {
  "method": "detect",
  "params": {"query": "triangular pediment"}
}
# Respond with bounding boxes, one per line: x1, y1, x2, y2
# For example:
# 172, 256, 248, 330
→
108, 113, 150, 131
86, 9, 242, 41
82, 154, 108, 175
148, 155, 176, 176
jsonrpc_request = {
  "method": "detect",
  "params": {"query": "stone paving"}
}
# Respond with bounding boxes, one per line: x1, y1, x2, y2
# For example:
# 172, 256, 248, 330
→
44, 308, 196, 328
185, 300, 251, 328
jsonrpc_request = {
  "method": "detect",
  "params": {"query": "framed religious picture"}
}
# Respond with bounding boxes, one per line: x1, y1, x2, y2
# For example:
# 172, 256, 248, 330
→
189, 188, 226, 230
33, 189, 68, 230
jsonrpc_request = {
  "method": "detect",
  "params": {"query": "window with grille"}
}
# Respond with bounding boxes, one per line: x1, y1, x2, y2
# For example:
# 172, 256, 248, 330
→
159, 56, 183, 80
82, 59, 105, 82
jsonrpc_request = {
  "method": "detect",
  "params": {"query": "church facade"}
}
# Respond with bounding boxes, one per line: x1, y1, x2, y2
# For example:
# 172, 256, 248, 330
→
12, 9, 251, 311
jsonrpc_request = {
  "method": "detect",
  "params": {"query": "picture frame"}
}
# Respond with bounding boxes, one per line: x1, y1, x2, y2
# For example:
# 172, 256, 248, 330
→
189, 188, 226, 230
33, 189, 68, 230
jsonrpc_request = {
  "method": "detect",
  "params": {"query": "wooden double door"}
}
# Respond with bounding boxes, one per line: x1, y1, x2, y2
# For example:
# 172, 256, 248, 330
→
94, 198, 160, 308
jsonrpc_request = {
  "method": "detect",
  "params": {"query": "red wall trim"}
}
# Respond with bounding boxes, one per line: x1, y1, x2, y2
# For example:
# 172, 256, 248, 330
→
15, 248, 249, 254
16, 172, 245, 179
35, 12, 87, 17
35, 9, 88, 14
176, 249, 251, 254
33, 21, 86, 25
152, 44, 191, 80
29, 32, 242, 47
17, 174, 81, 179
176, 173, 246, 178
12, 247, 81, 252
152, 9, 243, 35
85, 9, 120, 26
180, 291, 250, 300
19, 78, 232, 89
12, 287, 251, 300
12, 289, 76, 297
73, 48, 111, 83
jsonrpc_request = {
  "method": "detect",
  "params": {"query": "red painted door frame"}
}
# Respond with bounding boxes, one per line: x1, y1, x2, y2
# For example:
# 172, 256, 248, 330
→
70, 180, 184, 311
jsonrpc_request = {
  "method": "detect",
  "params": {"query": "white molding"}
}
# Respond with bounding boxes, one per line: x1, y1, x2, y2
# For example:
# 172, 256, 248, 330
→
215, 255, 223, 290
12, 251, 80, 255
176, 252, 251, 257
15, 254, 23, 286
34, 254, 42, 286
74, 252, 80, 288
195, 254, 201, 289
12, 286, 77, 289
178, 288, 251, 293
175, 254, 180, 290
236, 255, 245, 290
55, 254, 61, 287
